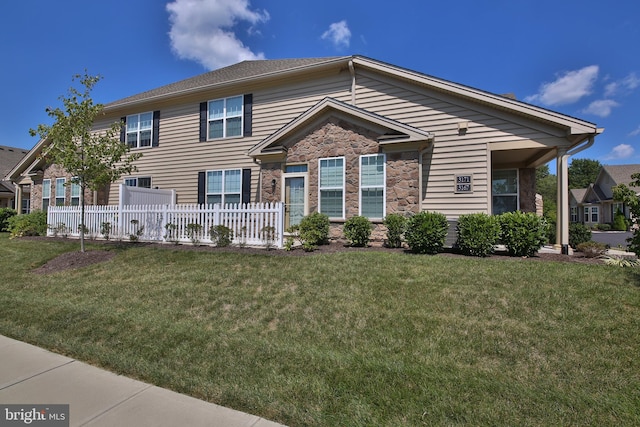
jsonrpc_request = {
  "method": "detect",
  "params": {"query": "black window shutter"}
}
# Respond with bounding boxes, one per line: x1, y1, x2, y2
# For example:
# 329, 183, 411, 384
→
120, 117, 126, 143
197, 171, 206, 205
243, 94, 252, 137
241, 168, 251, 204
199, 102, 207, 142
152, 111, 160, 147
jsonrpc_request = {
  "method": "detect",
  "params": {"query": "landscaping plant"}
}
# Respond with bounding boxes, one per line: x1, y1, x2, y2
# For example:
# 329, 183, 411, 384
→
7, 210, 47, 238
613, 209, 628, 231
186, 222, 203, 245
209, 225, 233, 247
575, 241, 607, 258
0, 208, 16, 232
404, 211, 448, 254
343, 216, 372, 247
456, 213, 501, 257
298, 212, 330, 251
498, 211, 547, 257
383, 213, 407, 248
569, 222, 592, 249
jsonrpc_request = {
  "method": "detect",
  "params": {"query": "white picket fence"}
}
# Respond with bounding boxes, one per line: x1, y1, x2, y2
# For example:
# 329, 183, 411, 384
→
47, 202, 284, 248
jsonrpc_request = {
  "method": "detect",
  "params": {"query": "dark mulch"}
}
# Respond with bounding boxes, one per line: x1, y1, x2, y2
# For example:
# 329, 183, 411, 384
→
24, 236, 607, 275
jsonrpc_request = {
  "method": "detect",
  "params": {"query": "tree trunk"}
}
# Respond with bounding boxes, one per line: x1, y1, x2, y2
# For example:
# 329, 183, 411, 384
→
80, 183, 86, 253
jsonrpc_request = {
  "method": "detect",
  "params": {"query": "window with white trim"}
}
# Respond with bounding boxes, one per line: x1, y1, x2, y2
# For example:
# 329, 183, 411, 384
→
71, 180, 81, 206
125, 177, 152, 188
590, 206, 599, 223
126, 112, 153, 148
492, 169, 519, 215
570, 206, 578, 222
584, 206, 590, 222
55, 178, 65, 206
360, 154, 385, 219
208, 96, 243, 139
42, 179, 51, 211
206, 169, 241, 205
319, 157, 345, 218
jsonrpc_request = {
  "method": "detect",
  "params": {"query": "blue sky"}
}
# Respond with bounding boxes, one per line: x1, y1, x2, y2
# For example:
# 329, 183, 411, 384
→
2, 0, 639, 167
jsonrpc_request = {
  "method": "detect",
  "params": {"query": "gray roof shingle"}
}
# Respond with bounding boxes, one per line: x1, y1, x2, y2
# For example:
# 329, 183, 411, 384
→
0, 145, 28, 179
602, 164, 640, 186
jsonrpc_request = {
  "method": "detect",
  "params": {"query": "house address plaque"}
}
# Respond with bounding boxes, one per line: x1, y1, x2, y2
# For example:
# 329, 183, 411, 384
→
455, 174, 473, 194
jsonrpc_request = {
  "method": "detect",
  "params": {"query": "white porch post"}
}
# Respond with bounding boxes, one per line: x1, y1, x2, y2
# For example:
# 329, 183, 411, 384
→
13, 183, 22, 212
555, 149, 570, 254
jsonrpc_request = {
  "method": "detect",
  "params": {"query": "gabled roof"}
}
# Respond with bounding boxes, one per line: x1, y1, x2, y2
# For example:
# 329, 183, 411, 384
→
570, 188, 587, 204
600, 164, 640, 187
0, 145, 28, 179
248, 97, 433, 157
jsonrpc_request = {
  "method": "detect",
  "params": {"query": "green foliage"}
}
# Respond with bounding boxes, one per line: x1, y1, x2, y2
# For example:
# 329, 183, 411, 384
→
546, 218, 557, 246
261, 226, 276, 250
49, 222, 68, 238
129, 219, 144, 242
7, 210, 48, 237
569, 223, 592, 249
536, 165, 557, 221
0, 208, 17, 232
613, 209, 628, 231
298, 212, 330, 251
186, 223, 203, 245
568, 158, 602, 189
383, 213, 407, 248
209, 225, 233, 247
100, 222, 112, 241
404, 211, 448, 254
613, 177, 640, 256
163, 223, 179, 244
498, 211, 547, 257
343, 216, 372, 247
456, 213, 501, 257
283, 225, 299, 251
576, 241, 607, 258
601, 255, 640, 267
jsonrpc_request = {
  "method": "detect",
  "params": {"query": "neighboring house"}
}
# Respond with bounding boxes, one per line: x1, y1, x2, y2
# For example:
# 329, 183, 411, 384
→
0, 145, 28, 211
7, 55, 602, 248
569, 164, 640, 226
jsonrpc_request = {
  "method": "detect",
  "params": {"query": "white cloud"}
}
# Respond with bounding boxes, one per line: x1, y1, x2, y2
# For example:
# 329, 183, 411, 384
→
524, 65, 599, 106
582, 99, 619, 117
321, 20, 351, 49
629, 126, 640, 137
166, 0, 269, 70
605, 72, 640, 97
604, 143, 635, 160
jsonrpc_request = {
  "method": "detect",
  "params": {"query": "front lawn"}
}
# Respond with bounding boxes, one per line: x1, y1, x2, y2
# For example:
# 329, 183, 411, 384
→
1, 234, 639, 426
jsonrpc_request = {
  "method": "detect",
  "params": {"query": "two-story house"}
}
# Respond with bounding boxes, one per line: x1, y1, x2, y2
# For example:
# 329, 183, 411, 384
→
7, 55, 602, 249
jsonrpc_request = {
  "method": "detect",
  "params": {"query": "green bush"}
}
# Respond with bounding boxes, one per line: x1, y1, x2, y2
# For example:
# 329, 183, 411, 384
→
209, 225, 233, 247
498, 211, 547, 257
299, 212, 330, 250
613, 210, 628, 231
576, 241, 607, 258
569, 223, 591, 249
383, 213, 407, 248
7, 210, 48, 238
404, 211, 448, 254
0, 208, 17, 232
343, 216, 372, 247
545, 218, 556, 246
456, 213, 501, 257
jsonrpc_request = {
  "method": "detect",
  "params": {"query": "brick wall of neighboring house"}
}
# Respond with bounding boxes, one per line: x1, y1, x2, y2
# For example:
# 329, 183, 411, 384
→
519, 168, 536, 213
260, 117, 421, 241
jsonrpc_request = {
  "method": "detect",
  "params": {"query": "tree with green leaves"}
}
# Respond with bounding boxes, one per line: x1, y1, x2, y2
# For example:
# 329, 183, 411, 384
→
30, 72, 141, 252
613, 172, 640, 256
536, 165, 557, 221
568, 158, 602, 189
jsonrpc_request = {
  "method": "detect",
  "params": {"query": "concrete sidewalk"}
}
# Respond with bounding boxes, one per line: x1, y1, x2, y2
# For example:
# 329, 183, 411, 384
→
0, 335, 286, 427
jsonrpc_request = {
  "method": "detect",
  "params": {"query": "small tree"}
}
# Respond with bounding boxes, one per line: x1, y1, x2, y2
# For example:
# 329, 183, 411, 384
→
30, 72, 141, 252
613, 174, 640, 256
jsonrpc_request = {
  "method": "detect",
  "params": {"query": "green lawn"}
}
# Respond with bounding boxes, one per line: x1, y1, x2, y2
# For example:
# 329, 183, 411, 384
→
1, 234, 639, 426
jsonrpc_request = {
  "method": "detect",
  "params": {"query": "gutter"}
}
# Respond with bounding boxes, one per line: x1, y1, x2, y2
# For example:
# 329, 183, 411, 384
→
567, 132, 600, 157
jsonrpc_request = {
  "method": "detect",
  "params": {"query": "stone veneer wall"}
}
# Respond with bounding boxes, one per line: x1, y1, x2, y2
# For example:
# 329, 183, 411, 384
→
30, 163, 96, 211
519, 168, 536, 213
259, 117, 421, 241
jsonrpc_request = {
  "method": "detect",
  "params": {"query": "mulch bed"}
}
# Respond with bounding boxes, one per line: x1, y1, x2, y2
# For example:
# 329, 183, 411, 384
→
25, 236, 608, 275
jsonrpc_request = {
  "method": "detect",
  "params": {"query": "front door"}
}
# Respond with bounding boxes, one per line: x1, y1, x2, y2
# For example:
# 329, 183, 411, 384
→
284, 176, 306, 228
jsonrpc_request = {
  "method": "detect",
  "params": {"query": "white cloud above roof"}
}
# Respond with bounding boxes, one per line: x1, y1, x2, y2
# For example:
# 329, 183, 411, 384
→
321, 20, 351, 49
604, 72, 640, 97
166, 0, 269, 70
525, 65, 599, 106
582, 99, 620, 118
604, 143, 634, 160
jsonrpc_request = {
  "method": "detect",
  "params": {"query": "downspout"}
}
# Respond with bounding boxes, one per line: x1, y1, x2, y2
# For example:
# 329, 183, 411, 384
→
348, 60, 356, 106
567, 135, 596, 157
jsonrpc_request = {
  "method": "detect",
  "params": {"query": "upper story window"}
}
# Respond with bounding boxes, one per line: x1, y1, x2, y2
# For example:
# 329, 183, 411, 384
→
127, 112, 153, 148
208, 96, 243, 139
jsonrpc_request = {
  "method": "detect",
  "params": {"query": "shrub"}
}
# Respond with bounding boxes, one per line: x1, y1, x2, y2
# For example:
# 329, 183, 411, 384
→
0, 208, 17, 232
601, 255, 640, 267
498, 211, 547, 257
261, 226, 276, 250
383, 213, 407, 248
209, 225, 233, 247
343, 216, 372, 247
569, 223, 591, 248
186, 223, 202, 245
404, 211, 448, 254
101, 222, 112, 241
298, 212, 330, 250
576, 241, 607, 258
613, 210, 628, 231
545, 218, 556, 246
456, 213, 501, 257
7, 210, 47, 238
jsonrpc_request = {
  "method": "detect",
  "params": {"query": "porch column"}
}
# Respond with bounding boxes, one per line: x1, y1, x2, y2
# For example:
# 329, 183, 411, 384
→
555, 149, 570, 254
14, 183, 22, 212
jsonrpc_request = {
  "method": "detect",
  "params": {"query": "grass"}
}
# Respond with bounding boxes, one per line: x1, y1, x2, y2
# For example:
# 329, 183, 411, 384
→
1, 233, 639, 426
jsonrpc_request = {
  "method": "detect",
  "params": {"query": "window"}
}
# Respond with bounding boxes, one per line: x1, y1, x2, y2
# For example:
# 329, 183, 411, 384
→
71, 181, 81, 206
590, 206, 599, 223
492, 169, 518, 215
126, 112, 153, 148
319, 157, 345, 218
42, 179, 50, 211
570, 207, 578, 222
360, 154, 385, 218
125, 177, 152, 188
208, 96, 243, 139
55, 178, 65, 206
584, 206, 590, 222
206, 169, 241, 205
